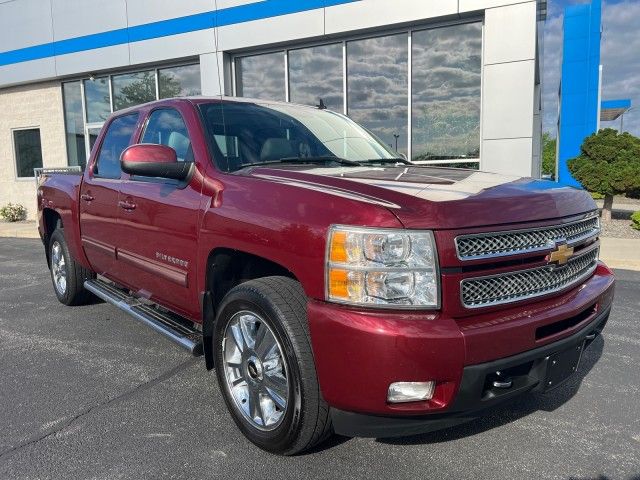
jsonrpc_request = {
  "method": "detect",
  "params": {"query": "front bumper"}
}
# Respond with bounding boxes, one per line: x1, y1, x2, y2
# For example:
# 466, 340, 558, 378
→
307, 262, 615, 424
330, 305, 610, 437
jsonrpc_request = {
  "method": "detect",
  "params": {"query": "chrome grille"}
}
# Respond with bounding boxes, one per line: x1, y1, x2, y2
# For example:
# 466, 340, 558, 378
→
455, 214, 599, 260
461, 247, 599, 308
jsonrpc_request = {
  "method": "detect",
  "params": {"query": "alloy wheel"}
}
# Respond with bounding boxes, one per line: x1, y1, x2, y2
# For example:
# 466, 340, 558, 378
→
222, 310, 289, 431
51, 241, 67, 295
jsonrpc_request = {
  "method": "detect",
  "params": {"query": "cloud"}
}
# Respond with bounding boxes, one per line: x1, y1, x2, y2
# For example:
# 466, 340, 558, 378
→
543, 0, 640, 136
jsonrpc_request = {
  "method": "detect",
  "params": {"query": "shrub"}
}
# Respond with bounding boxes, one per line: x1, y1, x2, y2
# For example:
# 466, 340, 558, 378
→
632, 211, 640, 231
0, 203, 27, 222
567, 128, 640, 222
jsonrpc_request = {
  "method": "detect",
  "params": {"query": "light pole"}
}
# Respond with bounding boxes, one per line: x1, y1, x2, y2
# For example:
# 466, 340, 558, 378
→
393, 134, 400, 151
620, 107, 634, 133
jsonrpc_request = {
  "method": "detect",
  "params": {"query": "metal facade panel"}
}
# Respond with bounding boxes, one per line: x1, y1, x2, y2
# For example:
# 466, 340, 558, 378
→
0, 0, 53, 51
54, 44, 130, 77
482, 60, 536, 140
129, 30, 215, 65
126, 0, 215, 26
0, 58, 56, 86
324, 0, 458, 36
483, 2, 536, 65
216, 9, 324, 51
51, 0, 128, 41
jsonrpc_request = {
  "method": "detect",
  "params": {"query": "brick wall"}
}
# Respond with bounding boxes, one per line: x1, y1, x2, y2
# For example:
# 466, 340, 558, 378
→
0, 81, 67, 220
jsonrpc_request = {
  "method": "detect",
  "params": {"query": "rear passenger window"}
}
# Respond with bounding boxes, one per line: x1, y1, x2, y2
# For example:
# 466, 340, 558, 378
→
141, 109, 193, 162
94, 113, 139, 178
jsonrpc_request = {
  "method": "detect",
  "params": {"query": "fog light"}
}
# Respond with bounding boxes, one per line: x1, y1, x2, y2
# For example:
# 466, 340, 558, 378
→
387, 381, 435, 403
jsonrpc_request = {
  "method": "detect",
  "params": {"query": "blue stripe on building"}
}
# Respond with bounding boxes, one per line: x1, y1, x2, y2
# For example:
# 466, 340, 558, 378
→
0, 0, 359, 67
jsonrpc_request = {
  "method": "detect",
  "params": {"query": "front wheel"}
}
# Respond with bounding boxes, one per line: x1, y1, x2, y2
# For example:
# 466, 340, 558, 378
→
213, 276, 332, 455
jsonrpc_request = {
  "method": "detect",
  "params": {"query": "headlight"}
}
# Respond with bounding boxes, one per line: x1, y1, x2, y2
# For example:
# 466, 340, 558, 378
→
326, 225, 440, 308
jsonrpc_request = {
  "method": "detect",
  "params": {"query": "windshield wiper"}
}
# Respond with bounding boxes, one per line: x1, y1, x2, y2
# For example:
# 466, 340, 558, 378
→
361, 157, 413, 165
237, 156, 363, 169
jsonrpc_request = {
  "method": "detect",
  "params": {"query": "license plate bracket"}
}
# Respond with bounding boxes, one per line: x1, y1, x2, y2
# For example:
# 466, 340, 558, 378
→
544, 342, 584, 390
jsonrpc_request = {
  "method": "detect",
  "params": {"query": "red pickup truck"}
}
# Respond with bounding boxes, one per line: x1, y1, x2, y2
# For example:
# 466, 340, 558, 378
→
37, 97, 614, 454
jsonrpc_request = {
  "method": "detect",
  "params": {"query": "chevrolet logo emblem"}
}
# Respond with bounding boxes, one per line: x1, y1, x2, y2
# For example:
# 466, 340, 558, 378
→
547, 244, 574, 265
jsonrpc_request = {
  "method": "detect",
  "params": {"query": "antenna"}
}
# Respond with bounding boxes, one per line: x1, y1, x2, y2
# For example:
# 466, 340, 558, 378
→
316, 98, 327, 110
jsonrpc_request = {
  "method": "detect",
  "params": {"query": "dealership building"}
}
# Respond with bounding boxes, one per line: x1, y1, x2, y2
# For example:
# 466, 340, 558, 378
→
0, 0, 546, 218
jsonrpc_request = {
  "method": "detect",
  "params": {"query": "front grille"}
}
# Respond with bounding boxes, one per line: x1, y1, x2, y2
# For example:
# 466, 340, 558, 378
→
461, 247, 599, 308
455, 214, 600, 260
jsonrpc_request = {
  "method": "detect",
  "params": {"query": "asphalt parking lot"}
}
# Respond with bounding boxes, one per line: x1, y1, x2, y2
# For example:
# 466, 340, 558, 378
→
0, 237, 639, 480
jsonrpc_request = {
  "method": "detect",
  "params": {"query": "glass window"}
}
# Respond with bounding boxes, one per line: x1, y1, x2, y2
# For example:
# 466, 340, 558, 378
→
214, 134, 239, 158
141, 109, 192, 162
88, 127, 102, 154
112, 71, 156, 111
14, 129, 43, 178
62, 81, 87, 169
411, 23, 482, 161
347, 34, 408, 155
84, 76, 111, 123
236, 52, 285, 100
288, 44, 343, 111
158, 64, 201, 98
199, 102, 397, 172
94, 114, 138, 178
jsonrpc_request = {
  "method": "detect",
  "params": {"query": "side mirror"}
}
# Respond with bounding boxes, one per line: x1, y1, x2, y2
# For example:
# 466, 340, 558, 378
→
121, 144, 192, 180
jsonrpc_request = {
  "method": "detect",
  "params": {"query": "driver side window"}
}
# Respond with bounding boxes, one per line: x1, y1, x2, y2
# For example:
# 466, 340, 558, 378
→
141, 108, 193, 162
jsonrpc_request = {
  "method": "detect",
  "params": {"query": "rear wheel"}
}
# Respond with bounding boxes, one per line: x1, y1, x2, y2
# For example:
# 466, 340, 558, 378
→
49, 228, 95, 306
213, 276, 332, 455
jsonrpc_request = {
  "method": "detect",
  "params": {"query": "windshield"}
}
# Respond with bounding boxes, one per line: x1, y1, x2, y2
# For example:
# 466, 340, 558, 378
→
198, 101, 400, 172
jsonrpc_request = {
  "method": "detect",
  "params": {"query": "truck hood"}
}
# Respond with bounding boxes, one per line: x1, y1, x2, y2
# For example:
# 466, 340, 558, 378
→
238, 165, 596, 229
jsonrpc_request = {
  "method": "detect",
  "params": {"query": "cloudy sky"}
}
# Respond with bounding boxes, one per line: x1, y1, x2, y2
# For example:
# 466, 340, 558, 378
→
543, 0, 640, 137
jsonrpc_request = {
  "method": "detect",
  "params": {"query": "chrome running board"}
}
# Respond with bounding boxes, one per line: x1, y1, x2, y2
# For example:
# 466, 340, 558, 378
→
84, 279, 203, 355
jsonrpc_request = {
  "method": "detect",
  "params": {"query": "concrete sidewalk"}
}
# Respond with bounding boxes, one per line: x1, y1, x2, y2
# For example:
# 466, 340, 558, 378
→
599, 237, 640, 270
0, 220, 39, 239
2, 220, 639, 271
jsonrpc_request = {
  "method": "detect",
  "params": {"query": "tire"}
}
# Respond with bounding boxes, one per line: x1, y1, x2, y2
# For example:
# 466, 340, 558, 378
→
49, 228, 95, 306
213, 276, 332, 455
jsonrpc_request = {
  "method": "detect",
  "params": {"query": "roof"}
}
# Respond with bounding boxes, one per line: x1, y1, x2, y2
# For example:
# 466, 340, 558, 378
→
600, 99, 632, 121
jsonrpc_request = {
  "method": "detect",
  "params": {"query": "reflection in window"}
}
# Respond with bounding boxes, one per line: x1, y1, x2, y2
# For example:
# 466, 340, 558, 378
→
84, 76, 110, 123
14, 129, 43, 177
94, 114, 138, 178
88, 127, 102, 154
412, 23, 482, 160
236, 52, 285, 100
158, 64, 201, 98
62, 81, 87, 169
199, 102, 396, 172
289, 44, 343, 111
112, 71, 156, 110
347, 34, 408, 155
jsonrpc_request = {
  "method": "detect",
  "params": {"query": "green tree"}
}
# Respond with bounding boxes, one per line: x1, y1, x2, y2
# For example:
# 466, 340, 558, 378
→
568, 128, 640, 222
114, 72, 183, 110
542, 133, 556, 178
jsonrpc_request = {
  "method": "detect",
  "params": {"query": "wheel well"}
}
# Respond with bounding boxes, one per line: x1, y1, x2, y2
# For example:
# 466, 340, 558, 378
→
201, 248, 297, 370
206, 248, 296, 311
43, 209, 62, 266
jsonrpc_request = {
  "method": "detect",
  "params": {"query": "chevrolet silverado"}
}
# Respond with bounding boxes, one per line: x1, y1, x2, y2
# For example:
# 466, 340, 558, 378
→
37, 97, 615, 454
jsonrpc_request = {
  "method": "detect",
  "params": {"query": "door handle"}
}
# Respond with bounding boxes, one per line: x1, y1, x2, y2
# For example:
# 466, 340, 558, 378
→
118, 200, 136, 211
81, 193, 95, 202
